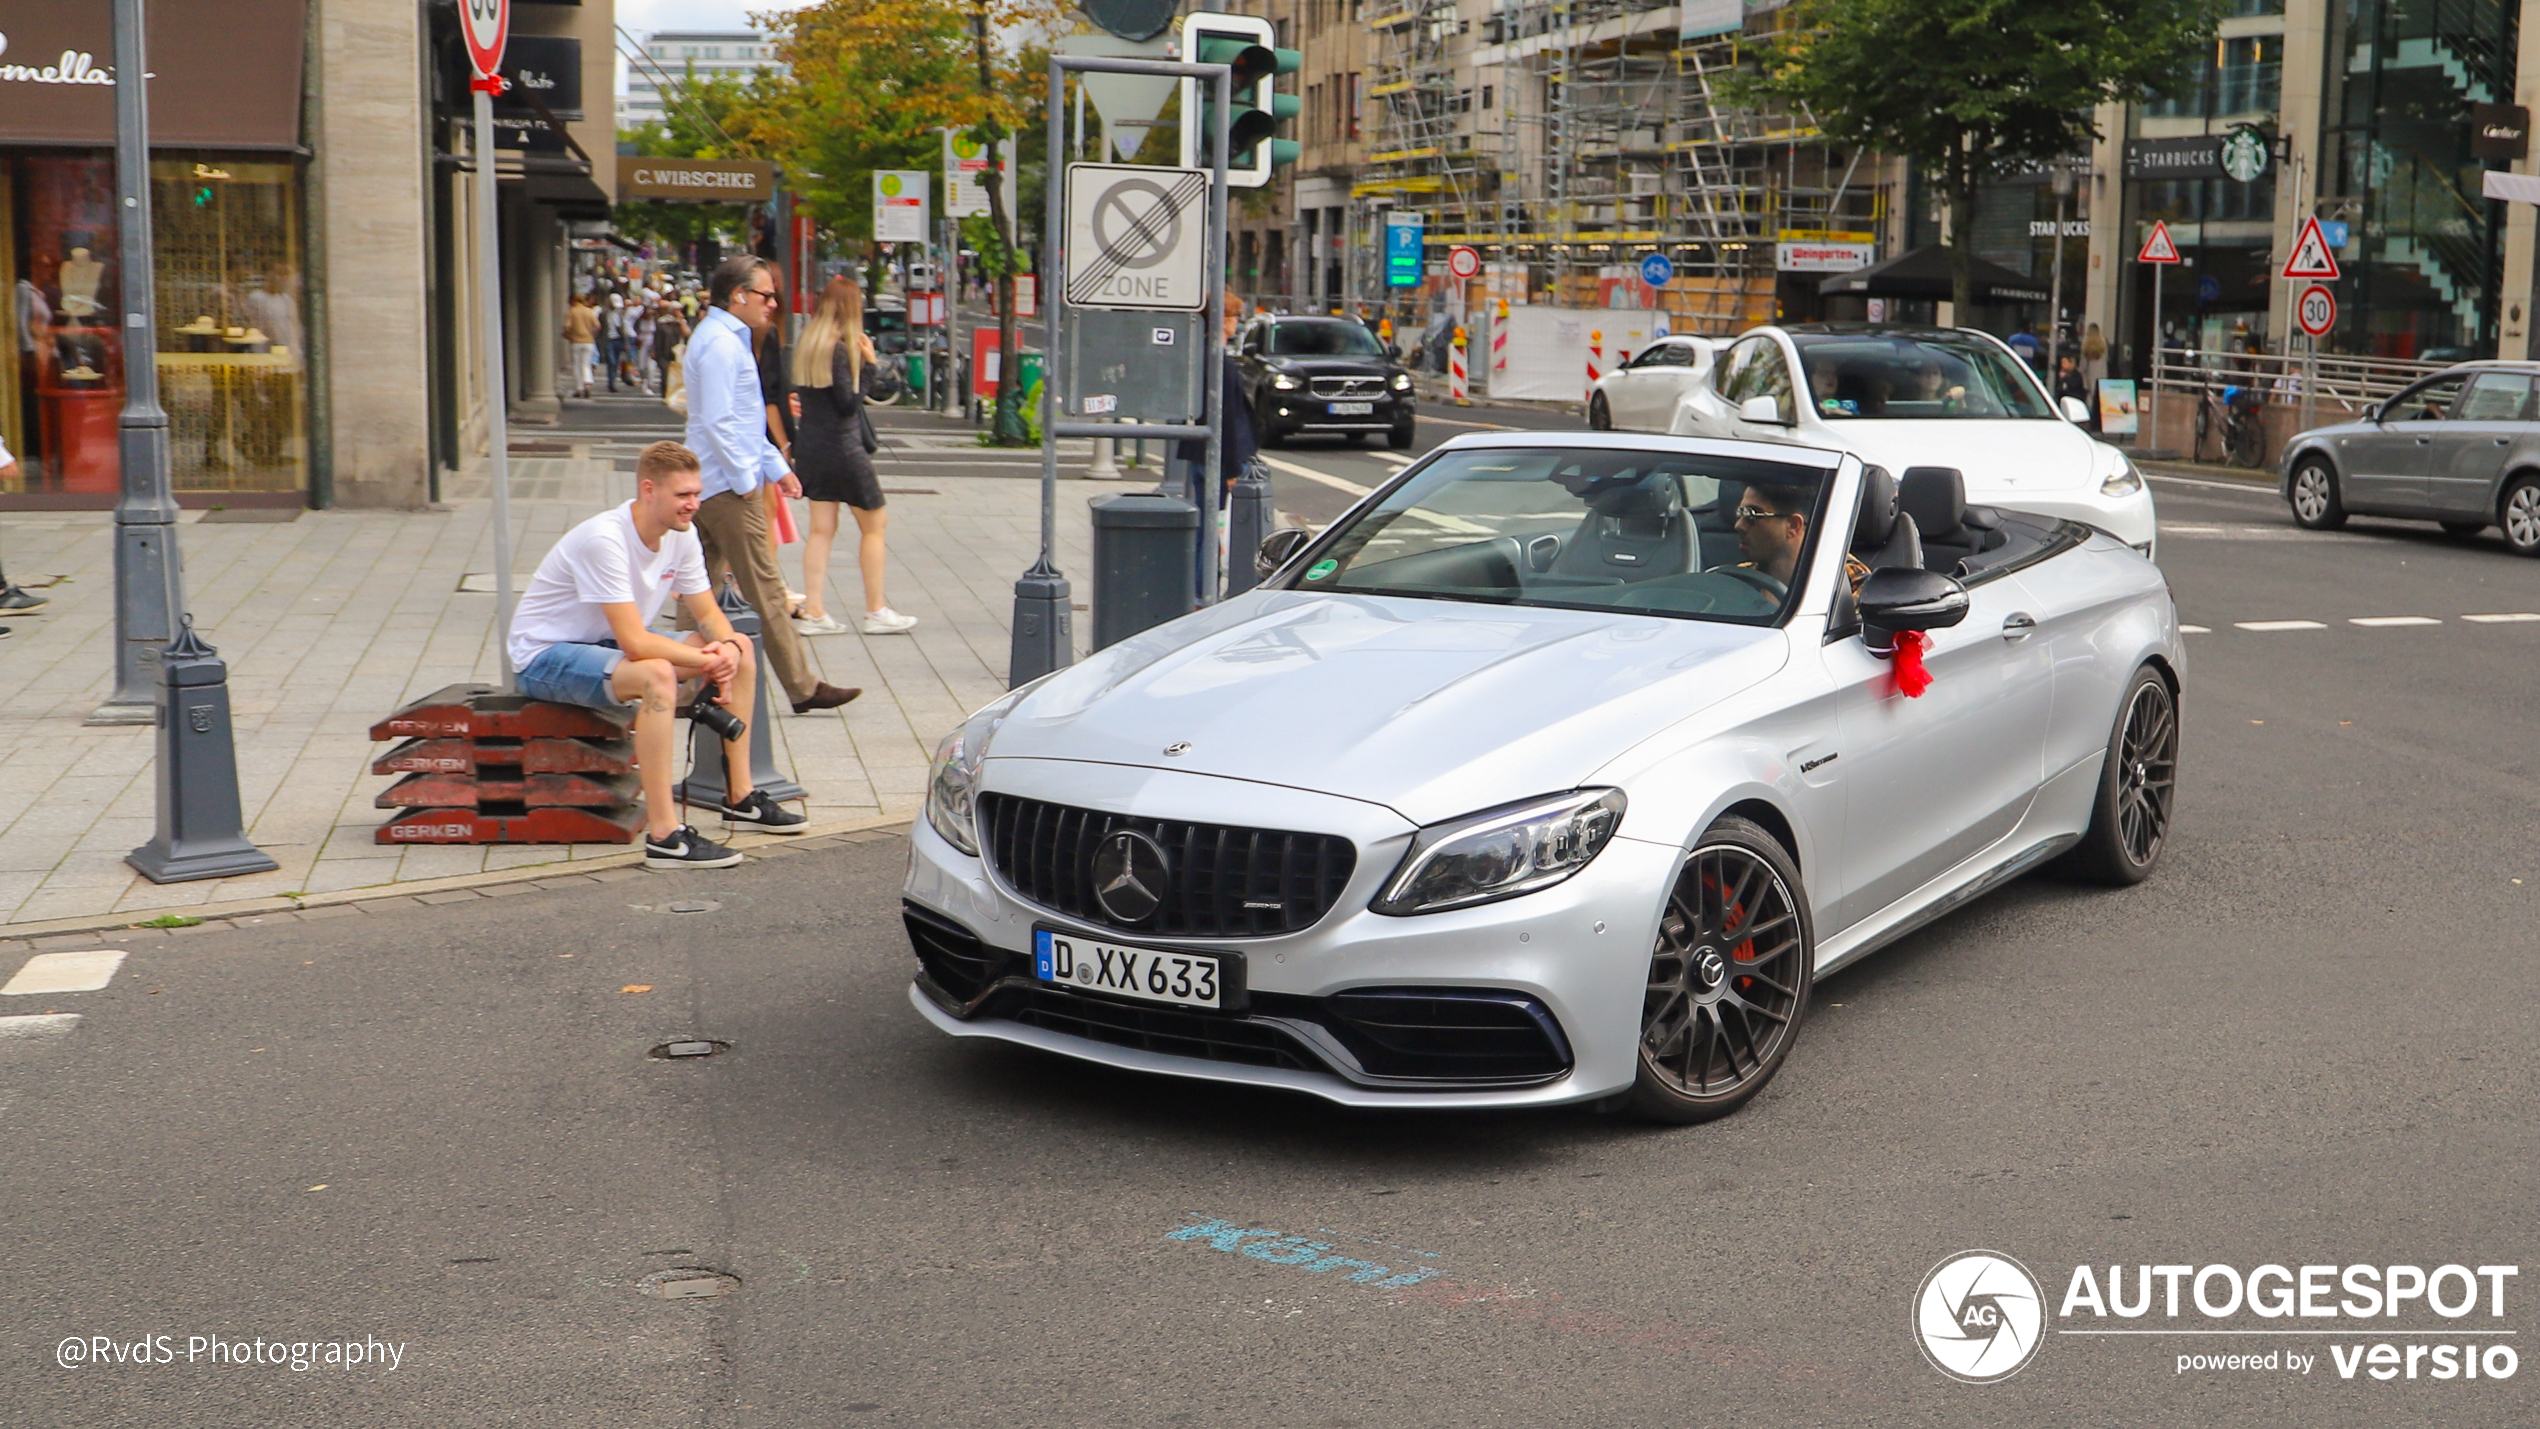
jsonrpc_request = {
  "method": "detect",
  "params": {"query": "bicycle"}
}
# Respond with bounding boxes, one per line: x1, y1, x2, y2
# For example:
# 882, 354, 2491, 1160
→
2195, 380, 2267, 468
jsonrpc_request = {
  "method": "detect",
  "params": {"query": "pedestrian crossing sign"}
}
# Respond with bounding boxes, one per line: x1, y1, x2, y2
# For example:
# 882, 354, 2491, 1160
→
2137, 221, 2181, 264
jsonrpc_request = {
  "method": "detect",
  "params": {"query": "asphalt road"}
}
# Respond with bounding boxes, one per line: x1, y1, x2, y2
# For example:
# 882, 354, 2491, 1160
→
5, 462, 2535, 1426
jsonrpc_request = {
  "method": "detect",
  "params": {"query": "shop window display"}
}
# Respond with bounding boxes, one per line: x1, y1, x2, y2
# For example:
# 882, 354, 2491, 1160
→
0, 153, 306, 501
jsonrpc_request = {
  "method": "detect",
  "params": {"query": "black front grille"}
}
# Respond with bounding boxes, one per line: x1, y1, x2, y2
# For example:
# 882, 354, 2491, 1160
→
976, 793, 1357, 938
1309, 375, 1385, 399
1001, 985, 1318, 1072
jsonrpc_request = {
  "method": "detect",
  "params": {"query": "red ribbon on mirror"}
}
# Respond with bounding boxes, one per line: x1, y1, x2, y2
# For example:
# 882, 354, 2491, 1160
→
1891, 630, 1931, 698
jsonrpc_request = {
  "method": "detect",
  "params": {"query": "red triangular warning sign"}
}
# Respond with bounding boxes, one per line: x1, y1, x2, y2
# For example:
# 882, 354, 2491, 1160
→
2281, 216, 2341, 280
2137, 221, 2181, 264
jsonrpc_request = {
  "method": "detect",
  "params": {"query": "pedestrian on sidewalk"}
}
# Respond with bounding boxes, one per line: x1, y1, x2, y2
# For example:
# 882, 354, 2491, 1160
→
510, 440, 809, 868
1174, 290, 1258, 602
601, 291, 627, 393
563, 293, 599, 399
787, 276, 915, 637
682, 254, 859, 714
0, 435, 48, 631
651, 300, 688, 401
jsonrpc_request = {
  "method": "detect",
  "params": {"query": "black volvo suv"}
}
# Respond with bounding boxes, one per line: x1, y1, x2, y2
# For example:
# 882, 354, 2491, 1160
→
1236, 316, 1416, 449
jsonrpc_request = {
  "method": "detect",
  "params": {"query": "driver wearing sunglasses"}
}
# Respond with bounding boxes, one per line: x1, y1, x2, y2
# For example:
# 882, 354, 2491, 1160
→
1729, 481, 1869, 594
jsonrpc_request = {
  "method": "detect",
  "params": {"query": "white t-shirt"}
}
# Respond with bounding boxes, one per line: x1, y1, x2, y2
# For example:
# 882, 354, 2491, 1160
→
507, 503, 709, 670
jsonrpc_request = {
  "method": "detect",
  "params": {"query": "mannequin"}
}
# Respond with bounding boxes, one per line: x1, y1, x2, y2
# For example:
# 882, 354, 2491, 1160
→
57, 247, 105, 319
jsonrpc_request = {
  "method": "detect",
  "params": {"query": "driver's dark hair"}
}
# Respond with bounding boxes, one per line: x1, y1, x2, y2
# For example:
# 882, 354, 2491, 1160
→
1748, 481, 1812, 517
710, 254, 772, 312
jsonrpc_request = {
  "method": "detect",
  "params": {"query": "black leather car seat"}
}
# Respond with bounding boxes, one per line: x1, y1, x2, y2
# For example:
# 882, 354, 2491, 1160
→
1851, 465, 1923, 570
1899, 466, 2001, 575
1693, 477, 1745, 570
1552, 473, 1697, 580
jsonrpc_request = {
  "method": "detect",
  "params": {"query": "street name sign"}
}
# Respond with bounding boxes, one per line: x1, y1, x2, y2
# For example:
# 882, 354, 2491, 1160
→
1064, 163, 1208, 311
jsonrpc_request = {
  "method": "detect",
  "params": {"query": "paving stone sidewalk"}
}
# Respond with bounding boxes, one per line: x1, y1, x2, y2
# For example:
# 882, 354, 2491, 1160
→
0, 401, 1108, 931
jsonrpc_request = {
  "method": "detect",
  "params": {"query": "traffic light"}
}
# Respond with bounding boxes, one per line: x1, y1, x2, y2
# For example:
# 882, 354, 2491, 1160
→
1176, 11, 1300, 188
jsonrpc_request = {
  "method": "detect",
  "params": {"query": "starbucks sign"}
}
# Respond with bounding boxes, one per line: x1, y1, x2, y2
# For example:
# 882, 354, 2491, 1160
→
2219, 126, 2271, 183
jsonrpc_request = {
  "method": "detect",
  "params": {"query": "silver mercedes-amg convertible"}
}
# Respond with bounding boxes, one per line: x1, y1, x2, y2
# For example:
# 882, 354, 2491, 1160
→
904, 432, 2184, 1122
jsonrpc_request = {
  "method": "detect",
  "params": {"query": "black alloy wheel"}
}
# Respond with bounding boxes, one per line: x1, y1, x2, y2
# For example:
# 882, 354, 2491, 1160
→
2062, 666, 2179, 886
1633, 816, 1813, 1124
2288, 458, 2346, 530
1589, 391, 1613, 430
2501, 474, 2540, 557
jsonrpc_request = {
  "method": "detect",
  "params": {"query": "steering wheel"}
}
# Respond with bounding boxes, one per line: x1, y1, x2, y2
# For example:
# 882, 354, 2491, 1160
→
1712, 565, 1788, 602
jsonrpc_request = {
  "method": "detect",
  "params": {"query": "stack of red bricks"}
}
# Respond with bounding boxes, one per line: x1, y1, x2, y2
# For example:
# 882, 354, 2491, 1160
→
369, 684, 643, 844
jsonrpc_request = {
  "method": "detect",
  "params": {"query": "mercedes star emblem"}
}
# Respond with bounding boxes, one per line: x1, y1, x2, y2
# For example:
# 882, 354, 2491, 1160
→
1091, 829, 1171, 924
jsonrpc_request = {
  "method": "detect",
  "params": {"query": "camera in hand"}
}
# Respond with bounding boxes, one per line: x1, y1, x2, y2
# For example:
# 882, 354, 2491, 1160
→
685, 681, 747, 742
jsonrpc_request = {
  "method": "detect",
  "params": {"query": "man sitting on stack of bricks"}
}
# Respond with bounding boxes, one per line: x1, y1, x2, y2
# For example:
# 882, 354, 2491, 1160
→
510, 440, 809, 869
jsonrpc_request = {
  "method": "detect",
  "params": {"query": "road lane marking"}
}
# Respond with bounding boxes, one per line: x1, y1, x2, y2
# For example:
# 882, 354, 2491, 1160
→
1, 951, 125, 996
2234, 620, 2328, 631
2160, 524, 2228, 534
1257, 454, 1372, 496
2180, 625, 2211, 634
0, 1014, 81, 1040
2463, 612, 2540, 623
1370, 452, 1414, 467
1416, 413, 1515, 429
2350, 616, 2441, 627
2147, 473, 2280, 494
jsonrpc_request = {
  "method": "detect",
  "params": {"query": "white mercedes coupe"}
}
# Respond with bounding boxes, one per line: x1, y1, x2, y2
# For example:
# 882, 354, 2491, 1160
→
905, 432, 2184, 1122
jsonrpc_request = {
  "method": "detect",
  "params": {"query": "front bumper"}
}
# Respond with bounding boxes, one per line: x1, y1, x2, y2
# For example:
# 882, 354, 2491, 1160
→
1263, 392, 1414, 433
902, 764, 1677, 1109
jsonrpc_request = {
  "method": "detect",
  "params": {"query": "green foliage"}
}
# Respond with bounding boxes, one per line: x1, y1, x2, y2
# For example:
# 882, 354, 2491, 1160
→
135, 914, 203, 929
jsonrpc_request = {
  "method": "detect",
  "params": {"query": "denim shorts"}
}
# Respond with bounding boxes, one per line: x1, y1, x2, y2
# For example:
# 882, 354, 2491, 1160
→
516, 640, 628, 712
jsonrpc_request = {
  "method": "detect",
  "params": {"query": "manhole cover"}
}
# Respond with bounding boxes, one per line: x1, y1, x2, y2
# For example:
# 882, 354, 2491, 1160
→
639, 1267, 740, 1300
649, 1039, 729, 1060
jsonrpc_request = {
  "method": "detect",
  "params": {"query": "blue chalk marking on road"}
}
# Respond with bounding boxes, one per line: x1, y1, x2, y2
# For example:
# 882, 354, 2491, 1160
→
1167, 1217, 1442, 1289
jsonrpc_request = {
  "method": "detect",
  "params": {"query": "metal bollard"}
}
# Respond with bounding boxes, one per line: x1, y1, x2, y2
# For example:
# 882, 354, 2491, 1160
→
674, 576, 807, 808
1088, 492, 1199, 650
1223, 463, 1275, 597
1089, 430, 1120, 480
127, 618, 279, 882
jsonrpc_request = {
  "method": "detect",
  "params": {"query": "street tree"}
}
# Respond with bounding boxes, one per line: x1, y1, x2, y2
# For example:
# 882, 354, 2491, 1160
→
1745, 0, 2221, 318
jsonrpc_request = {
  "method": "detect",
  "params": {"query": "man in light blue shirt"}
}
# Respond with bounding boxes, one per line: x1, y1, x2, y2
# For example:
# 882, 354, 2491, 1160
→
681, 255, 858, 714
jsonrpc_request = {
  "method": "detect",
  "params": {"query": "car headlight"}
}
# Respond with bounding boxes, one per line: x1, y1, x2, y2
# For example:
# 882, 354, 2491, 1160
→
925, 727, 984, 855
2102, 457, 2145, 497
1372, 789, 1626, 916
1391, 371, 1413, 391
1272, 373, 1300, 390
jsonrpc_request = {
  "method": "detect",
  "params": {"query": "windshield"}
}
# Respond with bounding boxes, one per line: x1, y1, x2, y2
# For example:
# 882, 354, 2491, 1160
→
1269, 320, 1387, 358
1791, 332, 2054, 420
1284, 446, 1832, 624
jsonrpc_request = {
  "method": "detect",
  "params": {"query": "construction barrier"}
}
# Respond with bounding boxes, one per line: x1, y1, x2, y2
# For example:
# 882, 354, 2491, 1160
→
1484, 306, 1665, 403
369, 684, 642, 844
1449, 327, 1469, 403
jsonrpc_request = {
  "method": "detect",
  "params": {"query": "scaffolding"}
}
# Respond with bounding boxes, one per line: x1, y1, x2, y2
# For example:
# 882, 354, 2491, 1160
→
1344, 0, 1887, 338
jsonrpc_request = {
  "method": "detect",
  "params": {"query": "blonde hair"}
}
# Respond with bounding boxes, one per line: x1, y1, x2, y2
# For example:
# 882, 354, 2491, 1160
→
791, 275, 864, 388
635, 440, 700, 483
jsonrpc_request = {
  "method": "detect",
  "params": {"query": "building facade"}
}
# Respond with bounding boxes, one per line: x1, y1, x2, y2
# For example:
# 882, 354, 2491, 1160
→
619, 30, 788, 132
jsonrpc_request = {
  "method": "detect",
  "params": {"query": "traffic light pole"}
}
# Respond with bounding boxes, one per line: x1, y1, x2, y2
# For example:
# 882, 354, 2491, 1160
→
1011, 55, 1233, 688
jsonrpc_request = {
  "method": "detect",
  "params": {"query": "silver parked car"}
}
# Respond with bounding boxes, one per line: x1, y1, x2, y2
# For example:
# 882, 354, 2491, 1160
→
905, 433, 2185, 1123
2279, 361, 2540, 556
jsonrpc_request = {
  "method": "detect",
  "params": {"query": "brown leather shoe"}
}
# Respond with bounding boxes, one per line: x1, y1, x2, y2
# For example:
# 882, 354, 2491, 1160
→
790, 682, 862, 714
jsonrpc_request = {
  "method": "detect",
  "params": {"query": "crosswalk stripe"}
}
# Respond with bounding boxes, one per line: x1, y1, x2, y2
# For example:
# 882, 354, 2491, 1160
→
2180, 625, 2211, 634
2235, 620, 2329, 631
1, 951, 125, 996
1258, 455, 1373, 496
2462, 612, 2540, 623
0, 1014, 81, 1041
2350, 616, 2442, 627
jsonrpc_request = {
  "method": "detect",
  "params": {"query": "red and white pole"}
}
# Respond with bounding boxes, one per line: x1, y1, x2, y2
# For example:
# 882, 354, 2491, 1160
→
1491, 298, 1510, 390
1450, 327, 1469, 403
1587, 329, 1604, 402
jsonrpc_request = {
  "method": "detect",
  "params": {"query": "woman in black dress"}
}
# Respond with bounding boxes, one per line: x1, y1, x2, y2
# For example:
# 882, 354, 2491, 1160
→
786, 276, 914, 635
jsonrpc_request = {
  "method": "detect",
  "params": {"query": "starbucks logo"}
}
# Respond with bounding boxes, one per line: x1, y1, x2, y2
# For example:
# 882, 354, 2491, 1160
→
2220, 127, 2270, 184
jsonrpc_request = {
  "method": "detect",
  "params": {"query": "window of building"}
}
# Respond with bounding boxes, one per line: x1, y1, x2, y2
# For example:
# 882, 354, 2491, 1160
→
1482, 84, 1494, 112
2217, 36, 2280, 115
1346, 72, 1360, 139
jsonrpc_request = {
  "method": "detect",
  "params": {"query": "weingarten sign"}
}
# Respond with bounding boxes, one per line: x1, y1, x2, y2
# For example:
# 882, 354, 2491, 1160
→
616, 158, 778, 203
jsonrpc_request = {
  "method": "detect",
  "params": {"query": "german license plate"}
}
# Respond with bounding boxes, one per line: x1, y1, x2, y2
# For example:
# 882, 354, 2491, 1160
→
1034, 928, 1226, 1010
1329, 401, 1374, 415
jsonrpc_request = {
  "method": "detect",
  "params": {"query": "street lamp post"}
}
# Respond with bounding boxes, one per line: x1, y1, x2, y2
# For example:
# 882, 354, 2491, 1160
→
88, 0, 186, 727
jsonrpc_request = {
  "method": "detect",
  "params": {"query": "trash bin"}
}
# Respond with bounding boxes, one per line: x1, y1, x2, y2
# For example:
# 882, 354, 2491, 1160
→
1089, 492, 1199, 651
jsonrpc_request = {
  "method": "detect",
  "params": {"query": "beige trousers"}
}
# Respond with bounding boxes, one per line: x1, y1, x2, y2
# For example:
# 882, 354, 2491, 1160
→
688, 488, 817, 705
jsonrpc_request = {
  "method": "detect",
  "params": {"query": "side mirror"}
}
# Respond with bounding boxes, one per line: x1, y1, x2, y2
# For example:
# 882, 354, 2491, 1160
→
2364, 402, 2383, 424
2060, 395, 2092, 424
1256, 527, 1312, 579
1856, 567, 1971, 634
1738, 394, 1790, 426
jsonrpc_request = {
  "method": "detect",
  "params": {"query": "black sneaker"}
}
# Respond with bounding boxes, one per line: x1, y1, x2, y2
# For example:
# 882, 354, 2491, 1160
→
0, 585, 44, 612
714, 789, 809, 835
644, 825, 744, 869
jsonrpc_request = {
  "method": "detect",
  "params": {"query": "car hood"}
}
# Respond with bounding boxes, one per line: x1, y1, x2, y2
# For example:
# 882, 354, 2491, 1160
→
1812, 418, 2099, 493
988, 591, 1788, 826
1266, 356, 1393, 378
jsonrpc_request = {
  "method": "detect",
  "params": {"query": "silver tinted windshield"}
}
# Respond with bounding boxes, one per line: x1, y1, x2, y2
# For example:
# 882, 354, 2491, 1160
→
1271, 320, 1386, 357
1287, 446, 1832, 624
1792, 332, 2054, 420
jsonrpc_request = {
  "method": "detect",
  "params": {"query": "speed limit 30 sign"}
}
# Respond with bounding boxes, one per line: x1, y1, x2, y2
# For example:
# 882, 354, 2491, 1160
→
2297, 284, 2336, 339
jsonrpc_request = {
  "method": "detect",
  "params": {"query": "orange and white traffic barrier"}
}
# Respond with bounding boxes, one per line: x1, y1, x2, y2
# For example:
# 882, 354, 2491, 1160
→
1492, 298, 1510, 386
1587, 329, 1604, 400
1449, 327, 1469, 403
